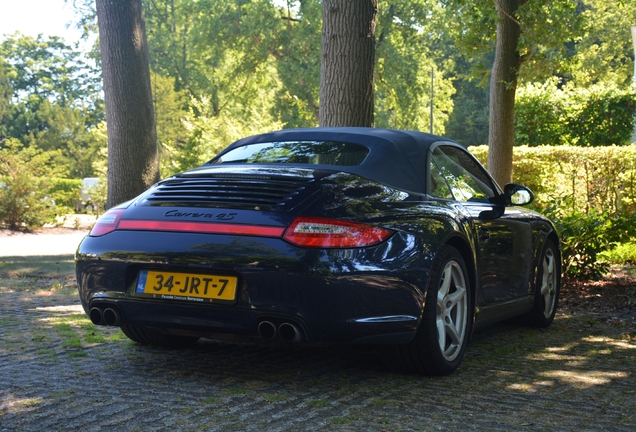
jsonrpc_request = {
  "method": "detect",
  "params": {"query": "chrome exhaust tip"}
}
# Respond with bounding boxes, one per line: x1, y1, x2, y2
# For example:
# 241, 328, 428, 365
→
257, 321, 277, 339
89, 307, 104, 325
103, 308, 121, 326
278, 322, 302, 343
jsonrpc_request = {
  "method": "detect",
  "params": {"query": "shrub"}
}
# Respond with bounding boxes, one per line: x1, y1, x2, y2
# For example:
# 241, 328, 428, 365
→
600, 243, 636, 266
515, 80, 636, 147
470, 145, 636, 279
538, 197, 636, 279
0, 139, 63, 229
49, 178, 82, 215
470, 144, 636, 215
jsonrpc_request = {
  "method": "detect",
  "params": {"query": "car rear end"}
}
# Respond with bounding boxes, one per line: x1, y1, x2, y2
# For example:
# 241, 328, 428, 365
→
75, 168, 429, 345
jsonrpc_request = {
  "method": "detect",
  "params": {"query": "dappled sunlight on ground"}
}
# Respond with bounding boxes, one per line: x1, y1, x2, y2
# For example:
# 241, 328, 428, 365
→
540, 370, 629, 389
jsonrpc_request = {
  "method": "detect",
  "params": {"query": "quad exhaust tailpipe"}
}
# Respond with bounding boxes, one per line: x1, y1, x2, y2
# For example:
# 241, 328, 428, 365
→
278, 322, 302, 342
103, 308, 121, 326
89, 305, 122, 326
257, 321, 277, 339
257, 320, 303, 342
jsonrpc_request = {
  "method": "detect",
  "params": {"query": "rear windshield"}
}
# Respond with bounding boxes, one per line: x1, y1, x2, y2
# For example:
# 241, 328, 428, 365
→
211, 141, 369, 166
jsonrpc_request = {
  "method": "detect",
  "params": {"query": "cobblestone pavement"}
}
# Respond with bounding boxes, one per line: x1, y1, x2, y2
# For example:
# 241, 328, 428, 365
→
1, 264, 636, 431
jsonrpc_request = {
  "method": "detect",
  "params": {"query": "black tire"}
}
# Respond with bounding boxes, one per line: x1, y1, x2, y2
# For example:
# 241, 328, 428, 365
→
524, 238, 561, 328
388, 245, 473, 376
120, 324, 200, 348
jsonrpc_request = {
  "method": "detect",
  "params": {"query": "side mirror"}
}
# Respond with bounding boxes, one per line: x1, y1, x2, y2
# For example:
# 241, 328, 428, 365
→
503, 183, 534, 206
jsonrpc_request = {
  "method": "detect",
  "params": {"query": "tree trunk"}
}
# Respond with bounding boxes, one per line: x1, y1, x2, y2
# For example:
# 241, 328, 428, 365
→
488, 0, 526, 186
319, 0, 377, 127
97, 0, 159, 208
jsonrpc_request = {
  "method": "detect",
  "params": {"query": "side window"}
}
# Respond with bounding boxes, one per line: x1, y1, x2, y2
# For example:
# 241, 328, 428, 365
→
431, 146, 496, 202
429, 158, 454, 199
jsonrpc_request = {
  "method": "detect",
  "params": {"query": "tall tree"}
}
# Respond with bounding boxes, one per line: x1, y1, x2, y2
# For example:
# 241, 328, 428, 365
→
96, 0, 159, 208
487, 0, 527, 186
319, 0, 377, 127
440, 0, 581, 185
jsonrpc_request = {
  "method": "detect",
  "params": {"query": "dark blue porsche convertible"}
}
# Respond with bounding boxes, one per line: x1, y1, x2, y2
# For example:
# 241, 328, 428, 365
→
76, 128, 561, 375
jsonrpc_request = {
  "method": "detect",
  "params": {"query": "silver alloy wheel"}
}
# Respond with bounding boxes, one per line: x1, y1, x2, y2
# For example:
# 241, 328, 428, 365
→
540, 248, 557, 318
436, 260, 468, 362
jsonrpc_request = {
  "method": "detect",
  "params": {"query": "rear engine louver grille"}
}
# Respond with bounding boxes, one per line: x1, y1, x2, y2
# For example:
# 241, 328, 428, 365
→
142, 176, 314, 209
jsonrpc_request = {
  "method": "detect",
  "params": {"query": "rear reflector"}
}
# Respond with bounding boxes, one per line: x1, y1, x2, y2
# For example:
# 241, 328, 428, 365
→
283, 216, 394, 248
117, 220, 284, 237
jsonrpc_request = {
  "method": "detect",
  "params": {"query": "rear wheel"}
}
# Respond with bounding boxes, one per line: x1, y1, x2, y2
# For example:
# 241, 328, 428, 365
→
388, 245, 473, 375
524, 239, 560, 328
120, 324, 200, 348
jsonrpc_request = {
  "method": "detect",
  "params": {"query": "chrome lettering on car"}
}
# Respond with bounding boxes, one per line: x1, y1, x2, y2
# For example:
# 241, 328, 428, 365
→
164, 209, 237, 220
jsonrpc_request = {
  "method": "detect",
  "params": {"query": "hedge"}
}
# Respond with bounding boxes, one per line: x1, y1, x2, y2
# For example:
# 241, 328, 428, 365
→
514, 81, 636, 147
469, 144, 636, 215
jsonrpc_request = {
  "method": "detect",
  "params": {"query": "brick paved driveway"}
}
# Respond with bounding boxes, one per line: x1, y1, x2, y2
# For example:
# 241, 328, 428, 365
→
1, 256, 635, 431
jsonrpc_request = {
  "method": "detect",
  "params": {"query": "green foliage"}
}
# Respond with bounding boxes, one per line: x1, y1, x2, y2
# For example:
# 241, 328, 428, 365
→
439, 0, 584, 83
271, 0, 322, 127
48, 178, 82, 215
178, 96, 284, 173
0, 34, 105, 177
444, 56, 491, 146
374, 0, 455, 134
515, 81, 636, 146
600, 242, 636, 266
0, 139, 63, 229
571, 0, 636, 87
471, 144, 636, 279
539, 196, 636, 279
470, 144, 636, 215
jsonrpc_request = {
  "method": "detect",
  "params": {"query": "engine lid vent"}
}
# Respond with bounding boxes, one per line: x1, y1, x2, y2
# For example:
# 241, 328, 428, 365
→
140, 176, 315, 210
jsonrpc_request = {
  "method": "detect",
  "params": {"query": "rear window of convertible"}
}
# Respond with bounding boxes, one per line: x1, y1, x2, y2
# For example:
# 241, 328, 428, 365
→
211, 141, 369, 166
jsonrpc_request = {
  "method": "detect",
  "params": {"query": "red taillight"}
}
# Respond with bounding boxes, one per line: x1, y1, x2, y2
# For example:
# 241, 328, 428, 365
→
283, 216, 394, 248
89, 209, 125, 236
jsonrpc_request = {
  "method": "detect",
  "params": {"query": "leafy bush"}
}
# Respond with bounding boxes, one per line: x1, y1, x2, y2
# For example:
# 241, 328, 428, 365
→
0, 139, 63, 229
49, 178, 82, 215
471, 145, 636, 279
515, 80, 636, 147
470, 144, 636, 215
600, 243, 636, 266
536, 196, 636, 279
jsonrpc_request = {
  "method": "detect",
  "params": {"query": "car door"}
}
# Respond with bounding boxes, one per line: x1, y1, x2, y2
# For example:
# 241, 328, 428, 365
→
429, 144, 534, 307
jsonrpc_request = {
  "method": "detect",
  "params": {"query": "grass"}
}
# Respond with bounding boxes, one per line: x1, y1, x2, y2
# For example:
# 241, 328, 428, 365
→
0, 255, 75, 280
0, 254, 125, 358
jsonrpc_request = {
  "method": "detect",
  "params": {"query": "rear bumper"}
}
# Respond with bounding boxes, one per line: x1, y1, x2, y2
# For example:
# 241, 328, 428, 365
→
86, 294, 418, 344
75, 230, 429, 344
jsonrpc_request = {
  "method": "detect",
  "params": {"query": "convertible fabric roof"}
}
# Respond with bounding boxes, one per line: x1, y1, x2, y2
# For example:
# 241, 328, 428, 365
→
210, 127, 459, 194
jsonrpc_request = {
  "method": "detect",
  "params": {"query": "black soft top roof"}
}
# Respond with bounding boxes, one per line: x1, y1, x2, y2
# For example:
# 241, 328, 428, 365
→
210, 127, 459, 194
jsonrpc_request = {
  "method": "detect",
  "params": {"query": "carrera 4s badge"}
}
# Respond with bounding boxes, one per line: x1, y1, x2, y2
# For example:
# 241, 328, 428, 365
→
164, 209, 237, 221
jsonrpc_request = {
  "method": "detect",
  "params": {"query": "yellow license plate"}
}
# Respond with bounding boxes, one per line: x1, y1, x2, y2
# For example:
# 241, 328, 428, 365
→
135, 270, 237, 302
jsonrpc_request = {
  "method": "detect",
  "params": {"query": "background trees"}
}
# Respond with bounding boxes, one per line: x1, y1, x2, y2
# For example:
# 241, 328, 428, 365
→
0, 34, 103, 177
1, 0, 635, 192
